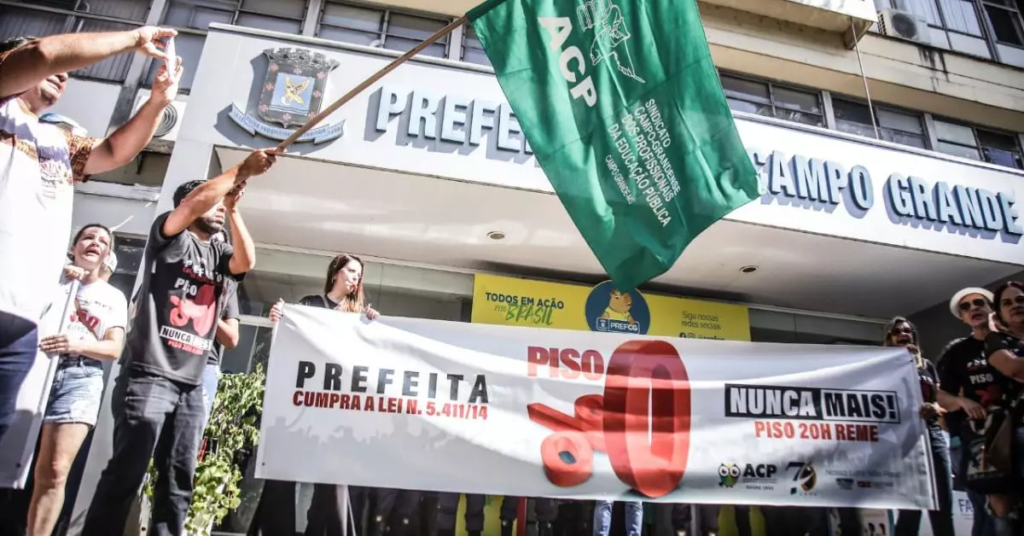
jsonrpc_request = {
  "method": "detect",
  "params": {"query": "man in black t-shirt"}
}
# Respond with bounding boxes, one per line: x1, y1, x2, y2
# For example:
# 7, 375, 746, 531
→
83, 148, 278, 536
937, 287, 999, 420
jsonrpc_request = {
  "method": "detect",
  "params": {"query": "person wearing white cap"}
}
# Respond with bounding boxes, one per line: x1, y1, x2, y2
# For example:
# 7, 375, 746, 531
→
935, 287, 1009, 536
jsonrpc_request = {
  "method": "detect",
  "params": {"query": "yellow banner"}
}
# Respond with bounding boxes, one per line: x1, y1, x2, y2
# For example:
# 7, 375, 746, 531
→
472, 274, 750, 341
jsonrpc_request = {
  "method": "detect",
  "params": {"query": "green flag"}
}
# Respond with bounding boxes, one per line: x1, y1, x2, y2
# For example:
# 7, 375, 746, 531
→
468, 0, 759, 291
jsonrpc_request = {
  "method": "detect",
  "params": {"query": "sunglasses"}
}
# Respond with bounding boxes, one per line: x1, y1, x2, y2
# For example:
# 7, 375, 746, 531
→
958, 298, 988, 313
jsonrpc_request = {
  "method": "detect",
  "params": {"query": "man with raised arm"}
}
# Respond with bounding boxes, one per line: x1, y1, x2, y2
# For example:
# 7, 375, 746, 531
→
82, 148, 279, 536
0, 28, 182, 443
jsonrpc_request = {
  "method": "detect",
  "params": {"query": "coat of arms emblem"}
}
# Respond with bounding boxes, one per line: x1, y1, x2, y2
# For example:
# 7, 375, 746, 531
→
229, 47, 344, 144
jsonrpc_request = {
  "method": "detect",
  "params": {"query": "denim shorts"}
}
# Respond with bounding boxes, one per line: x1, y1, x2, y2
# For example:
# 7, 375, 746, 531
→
44, 357, 105, 426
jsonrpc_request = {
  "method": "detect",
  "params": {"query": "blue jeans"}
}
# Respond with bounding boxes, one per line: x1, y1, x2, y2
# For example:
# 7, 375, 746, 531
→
895, 426, 955, 536
593, 500, 642, 536
81, 367, 206, 536
0, 311, 38, 444
44, 357, 105, 426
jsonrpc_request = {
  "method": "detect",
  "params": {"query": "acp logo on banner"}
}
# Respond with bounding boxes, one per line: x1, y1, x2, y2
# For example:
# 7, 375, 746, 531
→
584, 281, 651, 335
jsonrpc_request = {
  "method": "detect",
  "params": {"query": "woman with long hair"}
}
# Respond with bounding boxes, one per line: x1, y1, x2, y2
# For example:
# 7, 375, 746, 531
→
978, 281, 1024, 536
252, 253, 383, 536
26, 224, 128, 536
885, 317, 955, 536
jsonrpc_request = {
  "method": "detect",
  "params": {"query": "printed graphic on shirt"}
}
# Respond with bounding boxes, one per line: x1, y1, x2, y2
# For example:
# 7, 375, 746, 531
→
162, 261, 223, 355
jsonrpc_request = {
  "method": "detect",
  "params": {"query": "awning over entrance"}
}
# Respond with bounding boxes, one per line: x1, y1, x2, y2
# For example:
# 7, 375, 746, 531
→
218, 147, 1020, 320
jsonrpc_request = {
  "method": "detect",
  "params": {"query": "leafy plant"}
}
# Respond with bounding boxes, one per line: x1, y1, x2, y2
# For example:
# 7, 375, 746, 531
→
144, 365, 266, 535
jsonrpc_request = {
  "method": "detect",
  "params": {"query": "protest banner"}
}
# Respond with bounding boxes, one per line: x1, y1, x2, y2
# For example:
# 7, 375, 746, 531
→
257, 305, 934, 510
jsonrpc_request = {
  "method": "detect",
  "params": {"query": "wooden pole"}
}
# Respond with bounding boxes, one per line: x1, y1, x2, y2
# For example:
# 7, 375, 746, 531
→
277, 15, 468, 149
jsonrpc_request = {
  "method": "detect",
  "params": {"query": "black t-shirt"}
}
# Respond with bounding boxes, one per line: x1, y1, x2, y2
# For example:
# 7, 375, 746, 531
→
299, 295, 338, 310
938, 336, 1008, 408
209, 276, 241, 366
122, 212, 234, 385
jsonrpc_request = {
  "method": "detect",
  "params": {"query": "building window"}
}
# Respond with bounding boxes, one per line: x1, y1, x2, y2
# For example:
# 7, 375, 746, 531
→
462, 25, 489, 66
983, 0, 1024, 46
885, 0, 1024, 66
933, 119, 1024, 169
148, 0, 308, 90
720, 74, 825, 128
0, 1, 148, 82
832, 99, 928, 148
317, 2, 450, 58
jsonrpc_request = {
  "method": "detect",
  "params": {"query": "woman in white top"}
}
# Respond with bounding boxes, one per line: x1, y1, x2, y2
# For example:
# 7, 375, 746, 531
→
26, 223, 128, 536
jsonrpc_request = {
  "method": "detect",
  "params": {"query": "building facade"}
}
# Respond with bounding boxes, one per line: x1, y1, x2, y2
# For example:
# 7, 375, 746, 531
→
2, 0, 1023, 534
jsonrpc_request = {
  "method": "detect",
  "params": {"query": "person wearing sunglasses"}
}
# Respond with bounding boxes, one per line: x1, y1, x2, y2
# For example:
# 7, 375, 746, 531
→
884, 317, 955, 536
977, 281, 1024, 536
936, 287, 1009, 536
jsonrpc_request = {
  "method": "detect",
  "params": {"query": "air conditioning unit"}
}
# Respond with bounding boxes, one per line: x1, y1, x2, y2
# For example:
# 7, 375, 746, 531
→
132, 93, 185, 141
878, 8, 931, 45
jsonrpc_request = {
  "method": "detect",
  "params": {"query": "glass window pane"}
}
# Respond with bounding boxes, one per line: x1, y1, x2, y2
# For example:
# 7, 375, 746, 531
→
882, 129, 927, 148
463, 48, 490, 66
726, 97, 770, 116
77, 0, 149, 22
236, 13, 301, 33
319, 25, 379, 46
939, 0, 983, 35
163, 0, 236, 27
837, 119, 879, 139
977, 129, 1020, 152
905, 0, 943, 26
241, 0, 305, 19
387, 13, 447, 42
833, 99, 873, 126
464, 25, 482, 49
384, 36, 445, 58
982, 147, 1024, 169
876, 108, 924, 134
986, 5, 1024, 45
720, 75, 770, 103
937, 141, 982, 160
320, 4, 382, 33
934, 120, 977, 145
777, 109, 824, 127
772, 86, 821, 113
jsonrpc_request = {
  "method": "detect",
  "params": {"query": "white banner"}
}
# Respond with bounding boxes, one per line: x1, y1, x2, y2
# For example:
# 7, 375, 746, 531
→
257, 306, 935, 509
0, 280, 78, 488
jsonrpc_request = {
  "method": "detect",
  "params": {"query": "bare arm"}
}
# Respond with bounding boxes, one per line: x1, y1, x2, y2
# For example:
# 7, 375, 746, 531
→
215, 318, 240, 350
989, 350, 1024, 383
225, 189, 256, 274
39, 328, 124, 361
83, 60, 183, 175
0, 28, 175, 99
161, 149, 279, 239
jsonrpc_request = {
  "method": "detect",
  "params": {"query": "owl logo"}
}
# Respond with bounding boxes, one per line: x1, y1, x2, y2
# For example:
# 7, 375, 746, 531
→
718, 463, 740, 488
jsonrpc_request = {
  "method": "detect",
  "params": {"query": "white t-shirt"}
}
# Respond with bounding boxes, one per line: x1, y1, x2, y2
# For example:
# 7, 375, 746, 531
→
40, 277, 128, 351
0, 90, 96, 324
